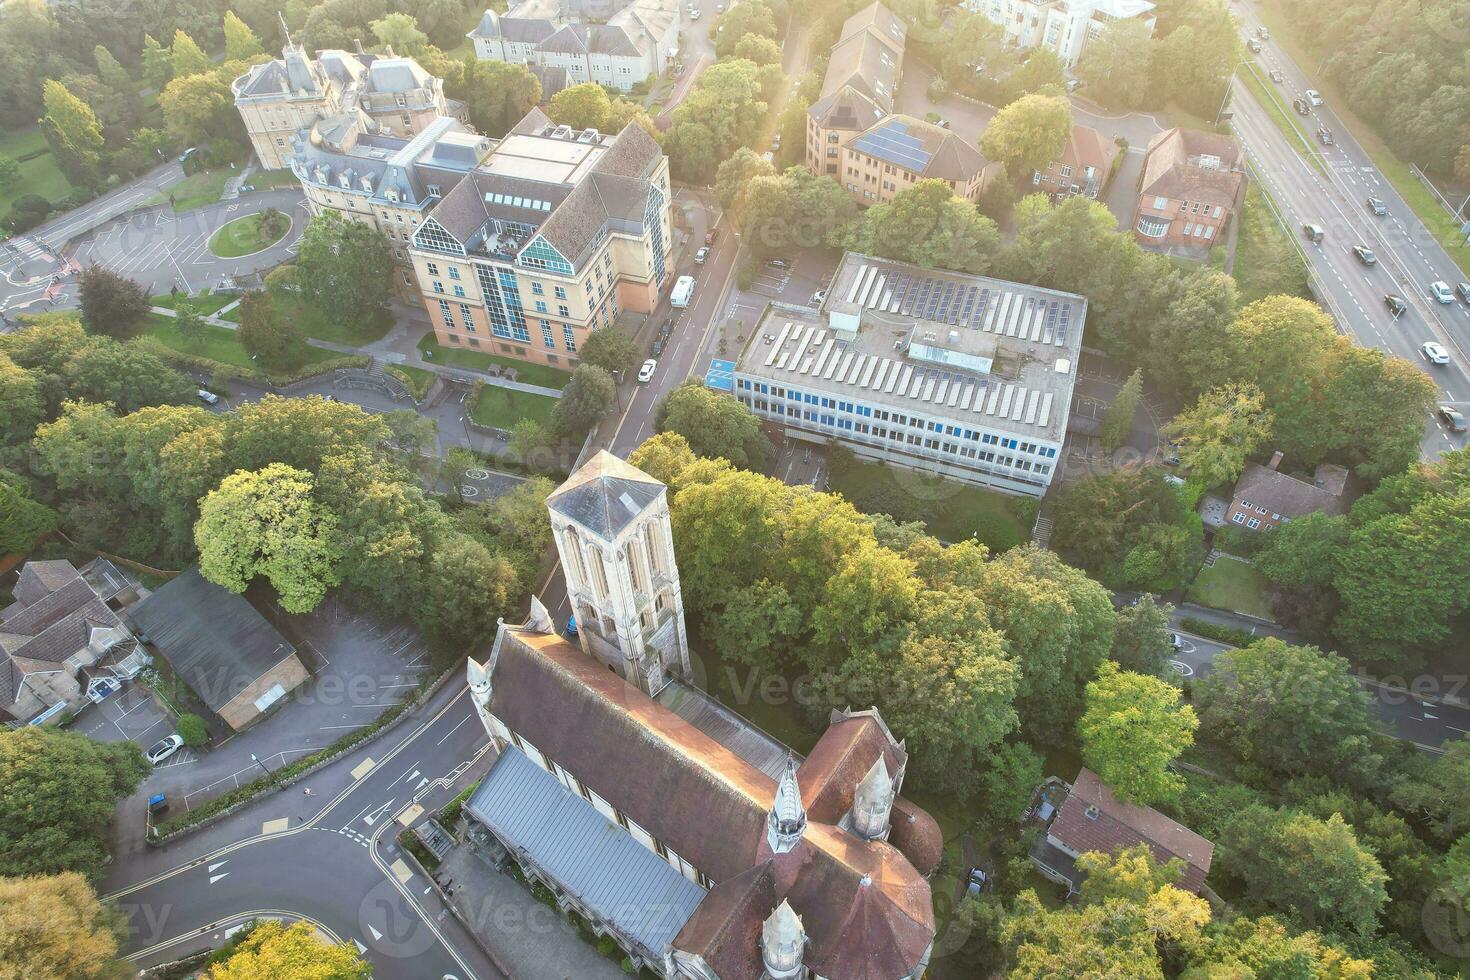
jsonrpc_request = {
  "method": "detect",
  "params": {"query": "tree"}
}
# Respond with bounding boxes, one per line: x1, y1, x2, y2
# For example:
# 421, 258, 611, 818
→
1110, 594, 1174, 678
980, 94, 1072, 182
92, 45, 135, 113
555, 364, 617, 436
714, 0, 778, 56
1150, 0, 1240, 117
41, 79, 105, 189
295, 211, 393, 325
709, 578, 803, 672
0, 872, 126, 980
1100, 368, 1142, 451
1079, 661, 1196, 805
715, 147, 775, 214
577, 327, 638, 377
0, 727, 149, 879
237, 291, 307, 370
140, 33, 171, 88
978, 741, 1044, 827
0, 154, 17, 191
738, 168, 855, 259
0, 471, 58, 554
176, 713, 208, 746
1194, 638, 1383, 784
169, 29, 210, 78
1004, 49, 1065, 101
1217, 805, 1388, 937
195, 463, 342, 613
1163, 382, 1273, 489
547, 82, 612, 131
1075, 19, 1155, 109
1197, 915, 1373, 977
844, 179, 1000, 275
159, 69, 237, 146
664, 59, 770, 181
1252, 511, 1347, 629
370, 12, 427, 55
655, 381, 768, 469
1395, 736, 1470, 843
0, 353, 45, 444
77, 266, 149, 337
413, 533, 518, 651
173, 306, 206, 348
207, 920, 370, 980
60, 337, 195, 413
453, 60, 540, 137
733, 32, 783, 66
223, 11, 262, 61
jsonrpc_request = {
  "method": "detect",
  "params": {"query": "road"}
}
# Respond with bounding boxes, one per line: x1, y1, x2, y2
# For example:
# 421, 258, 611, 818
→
1228, 2, 1470, 459
108, 682, 501, 979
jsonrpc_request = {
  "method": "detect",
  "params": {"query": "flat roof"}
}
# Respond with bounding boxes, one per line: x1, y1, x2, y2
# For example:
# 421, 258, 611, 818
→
735, 253, 1084, 443
483, 132, 607, 185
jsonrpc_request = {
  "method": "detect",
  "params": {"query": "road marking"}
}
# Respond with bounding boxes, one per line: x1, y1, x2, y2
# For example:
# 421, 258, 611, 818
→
351, 757, 376, 780
208, 861, 227, 872
209, 872, 230, 884
354, 940, 368, 954
435, 713, 472, 746
261, 817, 289, 834
362, 799, 396, 826
390, 858, 414, 884
397, 803, 424, 826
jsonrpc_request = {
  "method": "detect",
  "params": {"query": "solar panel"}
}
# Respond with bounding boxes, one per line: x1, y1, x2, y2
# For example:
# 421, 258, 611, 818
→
971, 289, 989, 327
849, 120, 933, 172
1057, 306, 1071, 345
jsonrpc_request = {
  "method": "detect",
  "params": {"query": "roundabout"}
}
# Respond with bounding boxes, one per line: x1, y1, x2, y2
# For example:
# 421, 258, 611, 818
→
208, 209, 292, 258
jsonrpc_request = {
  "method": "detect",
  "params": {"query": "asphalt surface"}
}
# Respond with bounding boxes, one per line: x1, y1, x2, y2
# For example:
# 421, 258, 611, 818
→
108, 681, 499, 980
1228, 1, 1470, 459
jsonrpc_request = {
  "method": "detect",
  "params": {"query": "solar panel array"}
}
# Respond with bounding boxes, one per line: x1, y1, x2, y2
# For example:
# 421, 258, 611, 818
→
848, 120, 932, 173
844, 262, 1075, 348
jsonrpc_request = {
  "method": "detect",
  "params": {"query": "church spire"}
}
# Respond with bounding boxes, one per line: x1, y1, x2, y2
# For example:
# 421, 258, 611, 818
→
766, 756, 806, 854
760, 899, 805, 980
850, 755, 896, 840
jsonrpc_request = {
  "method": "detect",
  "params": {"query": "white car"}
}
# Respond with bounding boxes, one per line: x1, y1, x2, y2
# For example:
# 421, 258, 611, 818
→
1170, 633, 1183, 651
197, 388, 219, 405
1431, 280, 1455, 304
1305, 89, 1322, 106
690, 8, 701, 18
810, 289, 826, 306
1421, 341, 1451, 365
694, 246, 710, 264
147, 734, 185, 765
638, 358, 657, 383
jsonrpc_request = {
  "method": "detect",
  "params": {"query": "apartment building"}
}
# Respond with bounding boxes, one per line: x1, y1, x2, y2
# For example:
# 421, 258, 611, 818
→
1133, 127, 1246, 251
734, 252, 1084, 497
806, 2, 906, 180
407, 108, 672, 369
233, 32, 461, 169
1032, 124, 1119, 200
842, 114, 995, 204
289, 115, 494, 299
467, 0, 680, 93
963, 0, 1157, 67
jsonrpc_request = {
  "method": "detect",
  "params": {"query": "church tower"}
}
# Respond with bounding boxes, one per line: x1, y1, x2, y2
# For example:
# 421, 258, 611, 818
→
546, 451, 689, 697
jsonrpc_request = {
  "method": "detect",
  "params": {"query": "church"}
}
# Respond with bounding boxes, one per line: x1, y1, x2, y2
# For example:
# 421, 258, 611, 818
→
463, 451, 942, 979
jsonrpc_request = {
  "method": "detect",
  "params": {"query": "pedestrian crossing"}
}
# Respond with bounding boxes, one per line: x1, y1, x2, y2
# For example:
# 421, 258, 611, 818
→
8, 237, 51, 261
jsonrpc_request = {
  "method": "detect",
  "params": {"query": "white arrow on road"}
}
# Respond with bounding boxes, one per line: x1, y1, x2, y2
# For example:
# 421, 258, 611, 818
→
362, 799, 397, 826
367, 924, 383, 942
209, 872, 230, 884
208, 861, 227, 872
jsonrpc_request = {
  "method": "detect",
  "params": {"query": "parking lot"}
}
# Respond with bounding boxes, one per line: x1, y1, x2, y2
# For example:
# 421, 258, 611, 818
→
108, 595, 435, 850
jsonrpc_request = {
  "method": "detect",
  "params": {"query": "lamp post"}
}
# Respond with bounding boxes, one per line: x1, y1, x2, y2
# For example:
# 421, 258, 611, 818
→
250, 752, 277, 786
1213, 61, 1251, 130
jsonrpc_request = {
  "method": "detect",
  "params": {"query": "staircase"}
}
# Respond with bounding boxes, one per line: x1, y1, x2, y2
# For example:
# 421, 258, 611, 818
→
1031, 513, 1054, 549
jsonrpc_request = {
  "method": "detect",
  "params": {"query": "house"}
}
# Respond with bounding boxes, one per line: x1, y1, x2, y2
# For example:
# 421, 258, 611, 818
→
1133, 127, 1246, 251
1227, 451, 1351, 532
461, 452, 943, 977
1031, 768, 1214, 895
962, 0, 1157, 67
467, 0, 680, 93
1033, 125, 1119, 200
806, 2, 907, 180
0, 559, 147, 726
127, 569, 309, 732
841, 114, 997, 205
407, 109, 673, 369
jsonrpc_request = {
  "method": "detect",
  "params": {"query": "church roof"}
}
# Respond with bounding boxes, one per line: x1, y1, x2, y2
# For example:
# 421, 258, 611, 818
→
547, 450, 666, 538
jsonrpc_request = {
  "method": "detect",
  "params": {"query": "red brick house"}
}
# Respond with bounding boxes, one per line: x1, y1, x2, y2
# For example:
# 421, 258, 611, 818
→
1133, 127, 1246, 251
1032, 125, 1120, 201
1226, 451, 1351, 532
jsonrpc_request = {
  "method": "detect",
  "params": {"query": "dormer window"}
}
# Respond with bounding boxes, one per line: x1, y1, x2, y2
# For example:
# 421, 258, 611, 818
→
428, 184, 442, 199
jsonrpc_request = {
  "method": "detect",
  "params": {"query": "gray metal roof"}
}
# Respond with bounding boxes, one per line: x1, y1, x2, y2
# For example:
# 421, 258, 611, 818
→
547, 451, 664, 539
466, 746, 705, 957
655, 678, 795, 781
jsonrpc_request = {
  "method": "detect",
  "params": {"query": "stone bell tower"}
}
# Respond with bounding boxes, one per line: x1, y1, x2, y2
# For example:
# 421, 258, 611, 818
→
546, 450, 690, 697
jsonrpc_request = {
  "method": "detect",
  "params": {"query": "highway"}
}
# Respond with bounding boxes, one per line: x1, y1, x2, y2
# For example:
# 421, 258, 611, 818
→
1228, 2, 1470, 458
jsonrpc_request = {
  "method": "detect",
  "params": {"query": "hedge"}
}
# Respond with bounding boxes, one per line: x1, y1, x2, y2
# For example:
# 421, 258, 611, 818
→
1180, 616, 1256, 648
135, 338, 369, 386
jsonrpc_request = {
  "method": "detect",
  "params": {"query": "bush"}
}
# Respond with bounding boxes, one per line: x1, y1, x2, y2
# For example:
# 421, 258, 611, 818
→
597, 936, 619, 957
1180, 616, 1255, 648
1212, 525, 1267, 558
176, 713, 208, 747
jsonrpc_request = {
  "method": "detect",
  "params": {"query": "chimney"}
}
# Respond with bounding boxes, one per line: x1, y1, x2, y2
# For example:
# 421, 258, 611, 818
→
1267, 451, 1283, 471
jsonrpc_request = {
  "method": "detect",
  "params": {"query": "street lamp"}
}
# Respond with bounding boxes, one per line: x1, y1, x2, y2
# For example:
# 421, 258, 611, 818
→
1214, 60, 1252, 130
250, 753, 277, 785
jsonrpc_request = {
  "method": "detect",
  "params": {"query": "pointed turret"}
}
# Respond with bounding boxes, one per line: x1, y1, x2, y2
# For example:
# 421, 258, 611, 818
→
850, 755, 896, 840
760, 899, 805, 980
766, 756, 807, 854
466, 654, 491, 708
524, 594, 554, 634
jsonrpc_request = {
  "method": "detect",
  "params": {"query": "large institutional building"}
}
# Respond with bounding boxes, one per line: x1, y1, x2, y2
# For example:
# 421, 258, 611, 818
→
733, 252, 1084, 497
962, 0, 1157, 67
807, 3, 995, 205
467, 0, 680, 94
464, 451, 941, 978
406, 108, 672, 369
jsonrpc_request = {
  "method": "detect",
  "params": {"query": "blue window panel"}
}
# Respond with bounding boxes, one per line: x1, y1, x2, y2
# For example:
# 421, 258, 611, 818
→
448, 267, 461, 280
519, 237, 573, 275
645, 183, 668, 285
563, 325, 577, 351
541, 322, 556, 349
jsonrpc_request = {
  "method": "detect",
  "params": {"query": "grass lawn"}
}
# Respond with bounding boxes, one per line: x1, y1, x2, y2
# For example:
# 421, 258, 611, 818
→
1232, 183, 1311, 304
221, 292, 391, 346
208, 212, 290, 258
0, 127, 76, 215
827, 457, 1031, 552
1239, 63, 1327, 176
1252, 2, 1470, 279
417, 332, 572, 390
1163, 100, 1226, 136
468, 383, 560, 430
154, 169, 231, 212
243, 168, 301, 191
386, 364, 435, 400
150, 288, 237, 316
143, 312, 337, 373
1185, 555, 1274, 620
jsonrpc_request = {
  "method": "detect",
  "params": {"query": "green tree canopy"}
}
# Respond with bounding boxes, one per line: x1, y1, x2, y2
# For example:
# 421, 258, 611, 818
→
223, 11, 263, 60
413, 533, 519, 652
576, 327, 639, 377
369, 12, 427, 55
1100, 368, 1142, 452
237, 290, 308, 371
1079, 661, 1197, 804
555, 364, 617, 436
169, 30, 209, 77
979, 93, 1072, 180
295, 211, 394, 325
1075, 19, 1155, 109
843, 179, 1000, 275
714, 0, 778, 56
453, 60, 541, 137
654, 381, 768, 469
732, 32, 782, 66
41, 79, 105, 188
1163, 381, 1274, 489
546, 82, 613, 131
1108, 594, 1174, 679
77, 266, 149, 338
0, 872, 126, 980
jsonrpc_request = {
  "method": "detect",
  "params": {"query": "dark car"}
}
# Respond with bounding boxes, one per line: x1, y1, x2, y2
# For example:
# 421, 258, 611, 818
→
704, 229, 716, 246
1384, 293, 1408, 315
1366, 196, 1387, 215
1351, 244, 1376, 266
1458, 282, 1470, 305
1438, 405, 1468, 433
1269, 68, 1285, 83
650, 336, 665, 357
1247, 38, 1262, 53
1317, 127, 1333, 145
1293, 97, 1311, 115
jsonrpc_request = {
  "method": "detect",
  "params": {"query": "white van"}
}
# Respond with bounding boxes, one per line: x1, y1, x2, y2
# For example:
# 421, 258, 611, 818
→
671, 275, 696, 308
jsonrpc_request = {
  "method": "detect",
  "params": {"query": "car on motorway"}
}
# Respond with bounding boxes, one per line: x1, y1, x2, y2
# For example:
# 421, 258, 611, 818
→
694, 246, 709, 264
637, 358, 657, 383
651, 335, 665, 357
1246, 38, 1262, 53
1384, 293, 1408, 315
197, 388, 219, 405
1269, 68, 1285, 83
1366, 196, 1387, 215
690, 8, 700, 17
1421, 341, 1451, 365
1430, 280, 1455, 304
1438, 405, 1468, 433
1293, 97, 1310, 115
1301, 223, 1324, 243
147, 734, 185, 765
1459, 282, 1470, 305
1317, 127, 1333, 145
705, 229, 717, 246
1305, 89, 1323, 106
1351, 244, 1376, 266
